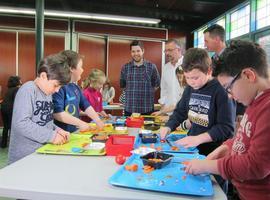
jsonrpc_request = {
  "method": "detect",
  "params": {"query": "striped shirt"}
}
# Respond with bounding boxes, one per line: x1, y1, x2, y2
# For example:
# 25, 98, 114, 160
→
120, 60, 160, 113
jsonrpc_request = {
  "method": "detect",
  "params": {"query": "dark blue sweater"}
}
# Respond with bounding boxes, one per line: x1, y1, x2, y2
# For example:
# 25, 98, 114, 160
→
166, 79, 236, 155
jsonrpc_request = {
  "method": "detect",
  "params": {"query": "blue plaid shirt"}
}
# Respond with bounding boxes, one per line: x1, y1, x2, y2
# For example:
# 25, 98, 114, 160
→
120, 60, 160, 113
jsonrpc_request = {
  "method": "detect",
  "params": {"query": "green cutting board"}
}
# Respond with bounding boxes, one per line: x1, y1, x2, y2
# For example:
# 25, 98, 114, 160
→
36, 134, 106, 156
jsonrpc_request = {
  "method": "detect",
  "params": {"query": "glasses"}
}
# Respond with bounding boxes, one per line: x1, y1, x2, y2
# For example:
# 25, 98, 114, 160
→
164, 48, 178, 53
225, 72, 241, 94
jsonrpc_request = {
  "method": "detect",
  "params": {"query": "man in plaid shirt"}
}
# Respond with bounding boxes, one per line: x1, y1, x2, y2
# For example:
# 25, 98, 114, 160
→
120, 40, 160, 116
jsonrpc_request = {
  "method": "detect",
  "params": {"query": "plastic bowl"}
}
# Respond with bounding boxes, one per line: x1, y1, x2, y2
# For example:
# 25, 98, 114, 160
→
92, 134, 109, 143
140, 152, 174, 169
144, 123, 160, 131
139, 133, 158, 143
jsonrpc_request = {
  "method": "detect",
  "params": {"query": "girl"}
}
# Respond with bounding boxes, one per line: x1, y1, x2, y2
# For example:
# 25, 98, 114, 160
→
83, 69, 109, 118
102, 79, 115, 104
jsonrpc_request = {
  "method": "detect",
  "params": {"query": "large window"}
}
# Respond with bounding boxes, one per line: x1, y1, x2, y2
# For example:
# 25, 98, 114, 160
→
230, 4, 250, 39
215, 17, 226, 29
197, 26, 207, 48
256, 0, 270, 29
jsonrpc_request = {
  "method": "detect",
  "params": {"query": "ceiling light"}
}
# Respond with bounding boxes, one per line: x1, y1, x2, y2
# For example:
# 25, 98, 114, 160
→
0, 6, 160, 24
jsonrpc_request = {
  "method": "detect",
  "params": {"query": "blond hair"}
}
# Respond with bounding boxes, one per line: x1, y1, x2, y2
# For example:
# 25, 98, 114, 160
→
88, 69, 106, 89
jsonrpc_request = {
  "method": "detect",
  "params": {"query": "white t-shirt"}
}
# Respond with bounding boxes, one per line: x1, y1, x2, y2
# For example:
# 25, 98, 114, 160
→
159, 57, 184, 109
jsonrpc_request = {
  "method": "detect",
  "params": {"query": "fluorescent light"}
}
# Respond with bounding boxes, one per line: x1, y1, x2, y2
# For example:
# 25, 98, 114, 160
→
0, 6, 160, 24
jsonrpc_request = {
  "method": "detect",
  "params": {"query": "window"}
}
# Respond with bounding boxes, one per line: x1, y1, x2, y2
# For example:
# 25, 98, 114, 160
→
256, 0, 270, 29
215, 17, 226, 29
230, 4, 250, 39
197, 26, 207, 48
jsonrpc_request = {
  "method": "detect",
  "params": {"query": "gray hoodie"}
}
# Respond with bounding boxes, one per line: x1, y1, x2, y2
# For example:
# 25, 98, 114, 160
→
8, 81, 57, 164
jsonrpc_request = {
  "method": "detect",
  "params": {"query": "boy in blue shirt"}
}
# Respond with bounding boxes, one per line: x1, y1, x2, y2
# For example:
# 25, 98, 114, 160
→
53, 50, 104, 133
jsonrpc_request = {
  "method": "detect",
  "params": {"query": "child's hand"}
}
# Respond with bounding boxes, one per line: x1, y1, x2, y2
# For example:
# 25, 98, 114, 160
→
159, 127, 170, 140
78, 121, 91, 132
175, 135, 201, 148
96, 119, 105, 130
184, 159, 207, 175
52, 130, 70, 145
206, 145, 229, 160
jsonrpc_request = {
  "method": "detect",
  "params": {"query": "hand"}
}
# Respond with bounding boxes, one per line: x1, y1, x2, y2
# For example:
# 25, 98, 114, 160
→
78, 121, 91, 132
185, 159, 208, 175
159, 127, 170, 140
151, 111, 162, 116
175, 135, 201, 148
159, 116, 169, 122
95, 119, 105, 130
52, 130, 70, 145
206, 145, 229, 160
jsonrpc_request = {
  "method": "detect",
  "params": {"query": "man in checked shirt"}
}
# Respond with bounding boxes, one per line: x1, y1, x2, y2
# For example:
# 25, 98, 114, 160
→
120, 40, 160, 116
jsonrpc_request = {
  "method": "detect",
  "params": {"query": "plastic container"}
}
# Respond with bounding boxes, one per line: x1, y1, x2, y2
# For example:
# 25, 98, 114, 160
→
139, 133, 158, 143
140, 152, 174, 169
144, 123, 160, 131
92, 134, 109, 143
126, 117, 144, 128
106, 135, 135, 156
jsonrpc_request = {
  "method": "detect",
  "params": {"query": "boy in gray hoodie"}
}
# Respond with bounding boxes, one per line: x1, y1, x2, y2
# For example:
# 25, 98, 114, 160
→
8, 53, 71, 164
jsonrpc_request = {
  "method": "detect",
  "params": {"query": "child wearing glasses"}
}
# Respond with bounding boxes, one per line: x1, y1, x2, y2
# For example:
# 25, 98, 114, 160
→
184, 40, 270, 200
160, 48, 235, 156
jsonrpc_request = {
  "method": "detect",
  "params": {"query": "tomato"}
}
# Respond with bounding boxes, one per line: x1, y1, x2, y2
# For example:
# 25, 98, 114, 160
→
115, 154, 126, 165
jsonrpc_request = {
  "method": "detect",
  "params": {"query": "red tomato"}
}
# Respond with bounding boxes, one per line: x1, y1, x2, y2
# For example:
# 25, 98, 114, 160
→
115, 154, 126, 165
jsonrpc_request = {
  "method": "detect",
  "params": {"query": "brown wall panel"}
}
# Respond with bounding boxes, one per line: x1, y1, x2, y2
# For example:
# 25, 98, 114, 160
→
44, 33, 65, 56
0, 31, 16, 126
18, 32, 65, 83
108, 39, 132, 102
108, 39, 162, 103
78, 35, 106, 85
18, 32, 36, 82
75, 21, 167, 40
0, 31, 16, 98
0, 16, 68, 31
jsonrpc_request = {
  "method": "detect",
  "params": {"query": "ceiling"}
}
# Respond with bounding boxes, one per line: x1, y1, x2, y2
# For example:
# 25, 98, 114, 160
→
0, 0, 247, 31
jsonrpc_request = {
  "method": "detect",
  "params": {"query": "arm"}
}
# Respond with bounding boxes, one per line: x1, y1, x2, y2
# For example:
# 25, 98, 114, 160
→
184, 144, 230, 175
120, 66, 126, 88
207, 88, 235, 142
151, 64, 160, 89
218, 109, 270, 181
165, 87, 190, 131
84, 106, 104, 129
158, 66, 167, 105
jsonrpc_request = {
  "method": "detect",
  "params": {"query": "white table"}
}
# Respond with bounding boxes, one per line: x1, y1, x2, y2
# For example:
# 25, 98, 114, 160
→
0, 152, 226, 200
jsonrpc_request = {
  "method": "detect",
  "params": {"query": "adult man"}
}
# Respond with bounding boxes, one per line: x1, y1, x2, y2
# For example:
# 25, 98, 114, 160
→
204, 24, 245, 116
120, 40, 160, 116
153, 39, 184, 116
203, 24, 227, 77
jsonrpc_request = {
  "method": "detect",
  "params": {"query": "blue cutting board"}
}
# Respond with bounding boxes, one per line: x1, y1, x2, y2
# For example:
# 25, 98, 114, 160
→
109, 153, 213, 196
134, 134, 198, 153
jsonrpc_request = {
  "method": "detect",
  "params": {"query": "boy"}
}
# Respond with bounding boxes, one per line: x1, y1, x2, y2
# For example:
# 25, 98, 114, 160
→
160, 48, 235, 156
53, 50, 104, 133
8, 54, 71, 164
184, 40, 270, 200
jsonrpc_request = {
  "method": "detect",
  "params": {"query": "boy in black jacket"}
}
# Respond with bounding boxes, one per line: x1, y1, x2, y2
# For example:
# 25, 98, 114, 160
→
160, 48, 235, 156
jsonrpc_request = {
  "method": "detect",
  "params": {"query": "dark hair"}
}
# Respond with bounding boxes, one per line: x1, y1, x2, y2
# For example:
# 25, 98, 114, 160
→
37, 54, 71, 85
130, 40, 144, 50
59, 50, 83, 69
7, 76, 21, 88
181, 48, 211, 74
221, 40, 269, 78
203, 24, 225, 42
166, 38, 182, 48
